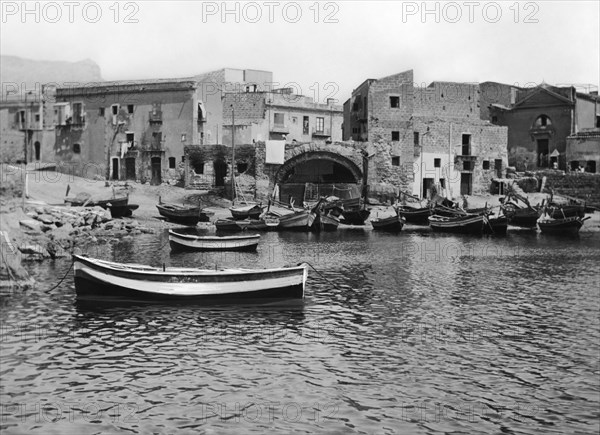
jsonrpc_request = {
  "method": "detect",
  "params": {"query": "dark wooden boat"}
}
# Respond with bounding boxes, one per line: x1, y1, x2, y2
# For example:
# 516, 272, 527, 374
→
428, 214, 484, 234
312, 213, 340, 232
371, 214, 405, 232
156, 203, 213, 225
66, 196, 129, 208
537, 216, 590, 235
502, 205, 540, 228
73, 254, 308, 302
215, 218, 250, 232
108, 204, 139, 218
396, 205, 431, 225
483, 215, 508, 234
230, 203, 263, 220
339, 197, 370, 225
169, 231, 260, 251
543, 204, 586, 219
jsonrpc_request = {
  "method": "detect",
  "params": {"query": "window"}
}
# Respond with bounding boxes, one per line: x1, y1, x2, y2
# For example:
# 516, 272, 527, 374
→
126, 132, 134, 145
414, 132, 419, 146
35, 114, 40, 122
482, 160, 490, 169
390, 96, 400, 108
73, 143, 81, 154
462, 134, 471, 155
392, 156, 400, 166
237, 162, 248, 173
72, 102, 84, 125
434, 158, 441, 168
391, 131, 400, 141
534, 115, 552, 128
274, 113, 285, 125
316, 117, 325, 133
169, 157, 176, 168
303, 116, 309, 134
491, 115, 498, 123
127, 105, 134, 114
152, 132, 162, 149
463, 160, 471, 171
596, 115, 600, 128
111, 104, 119, 115
440, 179, 446, 188
99, 107, 105, 116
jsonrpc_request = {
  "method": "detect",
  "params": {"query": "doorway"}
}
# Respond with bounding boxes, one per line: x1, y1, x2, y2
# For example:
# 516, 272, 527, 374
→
125, 157, 136, 180
214, 159, 227, 187
111, 158, 119, 180
460, 173, 472, 195
422, 178, 434, 199
151, 157, 162, 185
34, 141, 40, 161
537, 139, 549, 167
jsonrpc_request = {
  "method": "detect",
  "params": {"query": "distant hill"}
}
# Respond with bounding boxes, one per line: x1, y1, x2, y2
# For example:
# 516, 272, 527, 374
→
0, 55, 103, 90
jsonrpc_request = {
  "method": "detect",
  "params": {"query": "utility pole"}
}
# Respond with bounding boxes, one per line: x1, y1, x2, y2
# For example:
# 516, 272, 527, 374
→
231, 105, 235, 204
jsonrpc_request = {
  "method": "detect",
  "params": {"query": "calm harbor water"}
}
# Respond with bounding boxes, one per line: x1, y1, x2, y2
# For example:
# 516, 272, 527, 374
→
1, 226, 599, 434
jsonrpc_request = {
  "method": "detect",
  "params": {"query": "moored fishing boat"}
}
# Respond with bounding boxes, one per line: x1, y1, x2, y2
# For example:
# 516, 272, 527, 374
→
108, 204, 139, 218
396, 205, 431, 225
278, 209, 316, 231
312, 213, 340, 232
483, 214, 508, 234
66, 196, 129, 208
72, 254, 308, 302
371, 214, 405, 232
215, 218, 250, 232
169, 231, 260, 251
428, 214, 484, 234
229, 203, 263, 220
537, 215, 590, 235
156, 203, 213, 225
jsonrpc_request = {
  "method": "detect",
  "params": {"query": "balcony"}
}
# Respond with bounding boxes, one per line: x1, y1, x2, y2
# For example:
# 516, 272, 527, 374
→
312, 127, 331, 137
149, 110, 162, 124
270, 123, 289, 134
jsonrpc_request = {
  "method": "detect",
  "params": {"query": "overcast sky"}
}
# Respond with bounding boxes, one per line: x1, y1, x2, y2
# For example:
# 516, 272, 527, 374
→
1, 1, 598, 103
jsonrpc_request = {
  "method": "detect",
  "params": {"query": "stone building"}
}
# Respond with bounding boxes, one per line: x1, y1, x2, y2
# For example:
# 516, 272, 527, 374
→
567, 130, 600, 173
487, 84, 600, 171
343, 70, 509, 198
53, 68, 272, 184
221, 89, 343, 145
0, 87, 55, 164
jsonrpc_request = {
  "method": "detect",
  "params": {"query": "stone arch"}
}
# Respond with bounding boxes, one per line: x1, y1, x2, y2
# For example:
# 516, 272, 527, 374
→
274, 150, 363, 185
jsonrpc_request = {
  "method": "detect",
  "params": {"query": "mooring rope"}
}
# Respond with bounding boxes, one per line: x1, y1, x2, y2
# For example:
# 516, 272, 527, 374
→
301, 261, 344, 290
46, 258, 75, 293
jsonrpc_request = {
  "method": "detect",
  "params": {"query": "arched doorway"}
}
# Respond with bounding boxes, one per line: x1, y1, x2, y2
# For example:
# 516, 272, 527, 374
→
214, 159, 227, 187
274, 151, 363, 205
34, 141, 40, 161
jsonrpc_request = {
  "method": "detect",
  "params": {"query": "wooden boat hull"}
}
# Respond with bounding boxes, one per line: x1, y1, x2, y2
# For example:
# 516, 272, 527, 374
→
429, 214, 484, 234
312, 214, 340, 232
169, 231, 260, 251
73, 255, 307, 302
156, 204, 211, 225
396, 206, 431, 225
371, 215, 404, 232
483, 216, 508, 234
66, 196, 129, 208
230, 204, 263, 220
538, 216, 586, 235
341, 209, 371, 225
278, 210, 316, 231
544, 205, 586, 219
215, 218, 250, 232
108, 204, 139, 218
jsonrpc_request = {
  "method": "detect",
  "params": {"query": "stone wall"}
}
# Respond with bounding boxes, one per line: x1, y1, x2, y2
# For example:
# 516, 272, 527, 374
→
537, 171, 600, 207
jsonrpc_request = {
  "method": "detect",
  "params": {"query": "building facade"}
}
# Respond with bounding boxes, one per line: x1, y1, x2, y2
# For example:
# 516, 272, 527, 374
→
488, 84, 600, 171
343, 70, 509, 198
0, 87, 55, 164
221, 89, 343, 145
